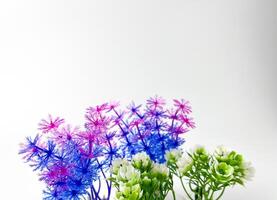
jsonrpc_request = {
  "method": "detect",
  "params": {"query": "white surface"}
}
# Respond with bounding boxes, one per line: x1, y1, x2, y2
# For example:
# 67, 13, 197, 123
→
0, 0, 276, 199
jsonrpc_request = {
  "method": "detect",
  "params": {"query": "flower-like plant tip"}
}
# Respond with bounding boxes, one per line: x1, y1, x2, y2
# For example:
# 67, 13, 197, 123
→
52, 125, 80, 146
43, 188, 61, 200
173, 99, 192, 114
214, 145, 229, 158
213, 162, 235, 183
242, 161, 255, 181
111, 158, 129, 175
117, 164, 141, 184
127, 101, 143, 118
86, 103, 109, 116
176, 156, 193, 176
19, 135, 42, 161
132, 152, 152, 170
178, 115, 196, 129
146, 95, 166, 110
165, 148, 183, 164
39, 115, 64, 133
151, 163, 169, 177
107, 101, 120, 112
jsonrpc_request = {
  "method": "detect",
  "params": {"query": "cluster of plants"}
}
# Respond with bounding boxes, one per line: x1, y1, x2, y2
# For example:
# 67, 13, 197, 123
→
19, 96, 254, 200
110, 146, 254, 200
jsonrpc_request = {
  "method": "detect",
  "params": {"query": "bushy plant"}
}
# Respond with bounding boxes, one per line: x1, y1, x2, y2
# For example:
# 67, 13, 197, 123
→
19, 96, 194, 200
166, 146, 254, 200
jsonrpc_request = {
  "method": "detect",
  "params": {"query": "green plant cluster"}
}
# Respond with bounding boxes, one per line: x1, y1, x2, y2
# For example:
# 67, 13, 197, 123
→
110, 146, 254, 200
167, 146, 254, 200
110, 152, 174, 200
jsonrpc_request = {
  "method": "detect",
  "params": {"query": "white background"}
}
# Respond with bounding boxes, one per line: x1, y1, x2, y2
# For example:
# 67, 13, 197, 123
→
0, 0, 276, 199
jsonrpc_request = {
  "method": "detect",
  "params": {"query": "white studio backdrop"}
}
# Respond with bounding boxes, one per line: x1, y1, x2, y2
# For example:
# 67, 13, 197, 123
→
0, 0, 276, 199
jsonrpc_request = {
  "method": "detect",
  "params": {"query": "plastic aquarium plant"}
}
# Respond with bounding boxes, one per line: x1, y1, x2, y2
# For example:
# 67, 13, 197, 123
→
110, 152, 173, 200
166, 146, 255, 200
110, 146, 254, 200
19, 113, 116, 200
19, 96, 195, 200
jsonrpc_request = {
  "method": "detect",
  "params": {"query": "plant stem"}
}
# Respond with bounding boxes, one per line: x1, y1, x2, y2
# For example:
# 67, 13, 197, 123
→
86, 191, 92, 200
180, 177, 193, 200
171, 189, 176, 200
209, 190, 215, 200
91, 185, 100, 200
215, 187, 226, 200
96, 158, 111, 199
